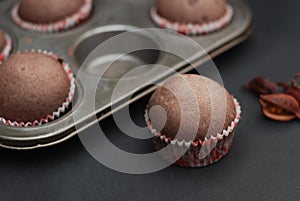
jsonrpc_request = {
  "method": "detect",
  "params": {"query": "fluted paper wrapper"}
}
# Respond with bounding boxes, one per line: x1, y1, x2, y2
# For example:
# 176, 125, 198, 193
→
0, 33, 12, 63
145, 97, 241, 168
150, 5, 234, 35
11, 0, 93, 33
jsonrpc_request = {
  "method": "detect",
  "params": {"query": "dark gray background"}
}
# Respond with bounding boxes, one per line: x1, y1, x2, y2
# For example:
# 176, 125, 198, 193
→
1, 0, 300, 200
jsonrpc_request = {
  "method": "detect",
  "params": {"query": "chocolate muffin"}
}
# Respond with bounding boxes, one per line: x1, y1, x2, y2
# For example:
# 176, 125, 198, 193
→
156, 0, 227, 24
148, 74, 236, 141
18, 0, 85, 23
0, 30, 6, 53
0, 52, 71, 123
146, 74, 241, 167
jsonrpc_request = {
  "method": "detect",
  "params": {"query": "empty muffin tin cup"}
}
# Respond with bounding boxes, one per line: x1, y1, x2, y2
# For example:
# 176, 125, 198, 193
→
73, 25, 161, 80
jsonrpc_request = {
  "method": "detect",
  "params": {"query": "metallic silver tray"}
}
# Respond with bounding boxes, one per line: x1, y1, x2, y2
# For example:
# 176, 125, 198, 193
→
0, 0, 252, 150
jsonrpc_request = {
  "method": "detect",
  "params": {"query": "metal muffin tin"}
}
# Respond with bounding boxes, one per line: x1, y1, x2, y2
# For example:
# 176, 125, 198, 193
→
0, 0, 252, 150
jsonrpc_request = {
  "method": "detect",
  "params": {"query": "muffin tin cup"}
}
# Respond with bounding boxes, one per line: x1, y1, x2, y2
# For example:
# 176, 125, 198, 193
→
73, 25, 161, 80
0, 50, 75, 127
145, 97, 241, 168
150, 5, 234, 35
0, 32, 12, 63
11, 0, 93, 33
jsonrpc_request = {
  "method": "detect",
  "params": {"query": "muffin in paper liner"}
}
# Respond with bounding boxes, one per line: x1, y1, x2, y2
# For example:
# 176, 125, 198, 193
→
0, 33, 13, 64
0, 50, 75, 127
11, 0, 93, 33
145, 97, 241, 168
150, 5, 234, 35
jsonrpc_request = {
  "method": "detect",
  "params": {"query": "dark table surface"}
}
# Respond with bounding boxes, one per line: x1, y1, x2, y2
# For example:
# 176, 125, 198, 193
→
1, 0, 300, 201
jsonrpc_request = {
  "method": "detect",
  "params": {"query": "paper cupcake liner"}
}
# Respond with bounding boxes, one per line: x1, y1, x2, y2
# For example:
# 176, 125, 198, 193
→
0, 33, 13, 64
145, 97, 241, 168
0, 50, 75, 127
11, 0, 93, 33
150, 5, 234, 35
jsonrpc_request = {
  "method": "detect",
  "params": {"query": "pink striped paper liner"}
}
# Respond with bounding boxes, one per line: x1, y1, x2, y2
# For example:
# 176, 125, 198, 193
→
0, 33, 12, 63
150, 5, 234, 35
11, 0, 93, 33
145, 97, 241, 168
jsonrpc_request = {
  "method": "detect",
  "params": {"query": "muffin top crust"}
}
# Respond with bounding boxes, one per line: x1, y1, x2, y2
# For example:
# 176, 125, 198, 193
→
147, 74, 236, 141
156, 0, 227, 24
18, 0, 85, 23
